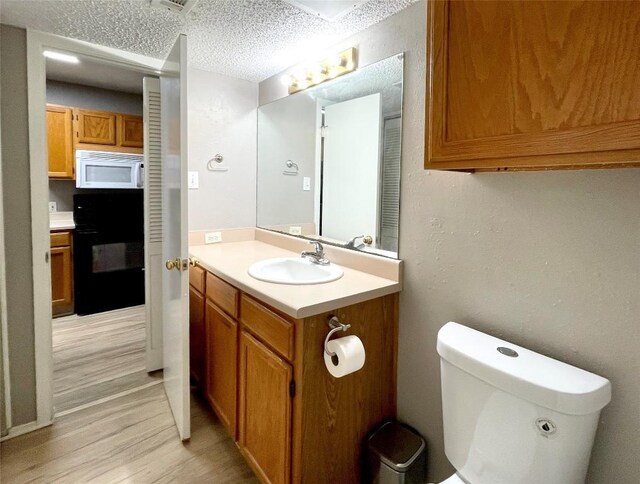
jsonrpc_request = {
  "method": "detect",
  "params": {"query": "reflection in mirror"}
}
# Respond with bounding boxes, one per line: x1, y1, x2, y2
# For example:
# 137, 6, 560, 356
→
257, 53, 404, 259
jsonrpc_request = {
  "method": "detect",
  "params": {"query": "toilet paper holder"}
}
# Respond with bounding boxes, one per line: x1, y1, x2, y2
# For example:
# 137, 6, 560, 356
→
324, 316, 351, 357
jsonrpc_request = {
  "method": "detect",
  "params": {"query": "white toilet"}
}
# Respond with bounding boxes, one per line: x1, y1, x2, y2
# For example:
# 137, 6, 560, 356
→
436, 322, 611, 484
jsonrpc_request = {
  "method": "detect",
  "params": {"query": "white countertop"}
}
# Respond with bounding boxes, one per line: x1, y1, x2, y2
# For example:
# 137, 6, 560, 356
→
50, 211, 75, 230
190, 238, 402, 319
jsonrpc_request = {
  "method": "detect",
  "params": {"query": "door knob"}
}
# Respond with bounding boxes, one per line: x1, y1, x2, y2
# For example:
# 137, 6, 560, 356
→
165, 258, 181, 270
188, 257, 199, 267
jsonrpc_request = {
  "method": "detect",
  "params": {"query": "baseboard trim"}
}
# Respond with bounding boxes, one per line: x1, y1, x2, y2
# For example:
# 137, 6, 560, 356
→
0, 419, 53, 442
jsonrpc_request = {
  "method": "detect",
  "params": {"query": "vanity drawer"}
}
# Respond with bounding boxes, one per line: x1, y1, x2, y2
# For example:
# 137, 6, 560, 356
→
50, 231, 71, 248
189, 264, 205, 294
240, 294, 294, 361
206, 272, 239, 318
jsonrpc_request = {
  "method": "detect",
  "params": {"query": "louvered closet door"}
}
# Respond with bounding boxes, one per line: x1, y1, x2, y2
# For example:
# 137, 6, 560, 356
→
380, 116, 401, 253
144, 76, 164, 371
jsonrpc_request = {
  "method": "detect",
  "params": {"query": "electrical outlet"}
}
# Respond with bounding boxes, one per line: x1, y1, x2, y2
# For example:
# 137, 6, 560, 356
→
289, 226, 302, 235
303, 177, 311, 191
49, 202, 57, 213
205, 231, 222, 244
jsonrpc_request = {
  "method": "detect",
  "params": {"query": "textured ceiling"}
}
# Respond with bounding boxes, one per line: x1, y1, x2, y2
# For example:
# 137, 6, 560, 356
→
1, 0, 417, 82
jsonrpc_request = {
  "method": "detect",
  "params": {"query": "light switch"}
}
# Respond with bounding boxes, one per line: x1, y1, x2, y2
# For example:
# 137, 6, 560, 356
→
303, 177, 311, 191
188, 171, 199, 189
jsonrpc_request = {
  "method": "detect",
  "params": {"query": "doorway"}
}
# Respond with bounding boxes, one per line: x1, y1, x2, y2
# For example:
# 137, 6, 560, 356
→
44, 50, 161, 415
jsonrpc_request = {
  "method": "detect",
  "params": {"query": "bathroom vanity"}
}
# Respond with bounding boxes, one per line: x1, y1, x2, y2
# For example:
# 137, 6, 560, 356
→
189, 229, 402, 484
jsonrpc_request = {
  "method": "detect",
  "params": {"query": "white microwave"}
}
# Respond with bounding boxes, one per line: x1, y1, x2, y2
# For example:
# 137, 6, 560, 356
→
76, 150, 144, 189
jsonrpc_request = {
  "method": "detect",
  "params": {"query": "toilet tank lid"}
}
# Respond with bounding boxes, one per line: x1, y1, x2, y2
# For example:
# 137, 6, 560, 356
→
437, 322, 611, 415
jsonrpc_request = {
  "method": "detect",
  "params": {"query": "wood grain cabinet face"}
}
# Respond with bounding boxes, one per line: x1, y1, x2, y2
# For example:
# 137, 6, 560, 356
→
205, 299, 238, 438
119, 115, 144, 148
46, 105, 74, 179
189, 286, 206, 386
75, 109, 117, 145
239, 330, 292, 484
425, 0, 640, 171
50, 231, 73, 316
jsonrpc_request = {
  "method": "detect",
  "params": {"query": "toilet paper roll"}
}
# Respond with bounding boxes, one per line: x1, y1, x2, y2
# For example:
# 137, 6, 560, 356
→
324, 335, 366, 378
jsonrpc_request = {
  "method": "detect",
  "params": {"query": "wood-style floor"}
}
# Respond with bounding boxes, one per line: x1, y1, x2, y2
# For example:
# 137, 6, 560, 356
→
0, 385, 258, 483
53, 306, 162, 414
2, 305, 257, 482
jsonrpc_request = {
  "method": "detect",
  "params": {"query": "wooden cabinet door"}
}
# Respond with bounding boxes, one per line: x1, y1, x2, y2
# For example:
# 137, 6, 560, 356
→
238, 330, 292, 484
75, 109, 116, 145
189, 286, 205, 387
119, 114, 144, 148
46, 105, 74, 179
51, 245, 72, 311
426, 0, 640, 171
205, 299, 238, 437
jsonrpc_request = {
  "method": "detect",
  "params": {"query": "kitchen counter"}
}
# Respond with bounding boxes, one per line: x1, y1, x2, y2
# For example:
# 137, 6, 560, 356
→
50, 211, 75, 230
189, 230, 402, 319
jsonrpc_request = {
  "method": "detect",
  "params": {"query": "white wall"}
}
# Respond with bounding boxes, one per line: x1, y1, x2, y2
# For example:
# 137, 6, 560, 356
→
257, 93, 316, 227
187, 67, 257, 231
260, 3, 640, 483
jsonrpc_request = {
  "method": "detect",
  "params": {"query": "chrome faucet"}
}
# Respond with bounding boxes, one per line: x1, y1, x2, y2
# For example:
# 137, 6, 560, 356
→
301, 241, 330, 265
345, 235, 373, 250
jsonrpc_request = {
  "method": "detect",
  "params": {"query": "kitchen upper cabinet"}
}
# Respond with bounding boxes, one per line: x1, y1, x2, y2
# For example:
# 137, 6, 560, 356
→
51, 231, 73, 316
74, 108, 117, 145
425, 0, 640, 171
238, 330, 292, 484
72, 108, 143, 153
119, 114, 144, 148
205, 299, 238, 438
46, 105, 74, 179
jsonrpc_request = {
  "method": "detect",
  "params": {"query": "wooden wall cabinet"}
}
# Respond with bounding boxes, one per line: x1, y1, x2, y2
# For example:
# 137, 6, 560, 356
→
194, 267, 398, 483
46, 104, 144, 180
73, 109, 144, 153
46, 105, 74, 179
119, 114, 144, 148
74, 109, 117, 145
425, 0, 640, 171
51, 230, 73, 316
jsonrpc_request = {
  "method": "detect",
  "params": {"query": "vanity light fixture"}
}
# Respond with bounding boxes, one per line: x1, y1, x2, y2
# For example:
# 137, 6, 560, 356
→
286, 47, 357, 94
43, 50, 80, 64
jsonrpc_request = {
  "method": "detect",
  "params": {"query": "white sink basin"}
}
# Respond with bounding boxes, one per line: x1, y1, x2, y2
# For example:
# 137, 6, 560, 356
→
248, 257, 344, 285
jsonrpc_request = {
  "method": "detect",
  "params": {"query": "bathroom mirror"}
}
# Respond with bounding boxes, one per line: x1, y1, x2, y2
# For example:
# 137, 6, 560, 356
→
256, 53, 403, 258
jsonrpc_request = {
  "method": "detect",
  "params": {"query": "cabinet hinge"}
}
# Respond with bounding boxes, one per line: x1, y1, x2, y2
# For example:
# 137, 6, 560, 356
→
289, 380, 296, 398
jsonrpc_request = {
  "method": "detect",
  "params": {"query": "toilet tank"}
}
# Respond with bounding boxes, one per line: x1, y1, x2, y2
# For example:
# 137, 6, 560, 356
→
437, 322, 611, 484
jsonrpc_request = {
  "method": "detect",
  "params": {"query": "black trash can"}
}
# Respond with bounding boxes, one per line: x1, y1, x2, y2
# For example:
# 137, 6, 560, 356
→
366, 421, 427, 484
